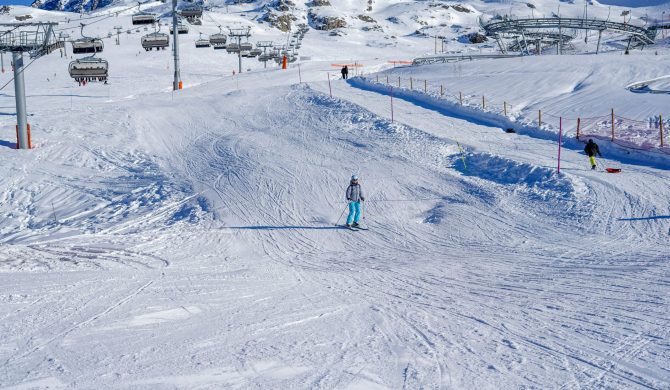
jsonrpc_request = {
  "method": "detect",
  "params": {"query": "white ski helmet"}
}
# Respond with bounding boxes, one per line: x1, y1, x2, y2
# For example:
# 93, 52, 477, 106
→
351, 175, 358, 181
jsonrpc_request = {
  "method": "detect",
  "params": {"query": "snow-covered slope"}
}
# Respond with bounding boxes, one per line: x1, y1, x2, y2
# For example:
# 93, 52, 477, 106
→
0, 2, 669, 389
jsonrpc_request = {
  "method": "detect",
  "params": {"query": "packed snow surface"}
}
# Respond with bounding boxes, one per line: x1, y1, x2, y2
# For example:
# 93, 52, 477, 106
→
1, 2, 670, 389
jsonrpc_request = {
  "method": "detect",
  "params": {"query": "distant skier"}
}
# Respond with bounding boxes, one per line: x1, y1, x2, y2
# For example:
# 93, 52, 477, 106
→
341, 65, 348, 80
584, 139, 602, 170
345, 175, 364, 228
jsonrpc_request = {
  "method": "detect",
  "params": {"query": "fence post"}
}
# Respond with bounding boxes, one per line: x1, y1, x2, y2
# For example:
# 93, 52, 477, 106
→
482, 95, 485, 109
390, 87, 394, 123
440, 84, 443, 96
558, 117, 563, 174
386, 74, 389, 84
661, 114, 664, 147
611, 108, 615, 141
398, 76, 400, 87
327, 72, 332, 98
576, 117, 581, 140
538, 109, 542, 127
424, 80, 427, 93
410, 77, 413, 89
504, 101, 507, 117
376, 74, 379, 83
459, 91, 463, 105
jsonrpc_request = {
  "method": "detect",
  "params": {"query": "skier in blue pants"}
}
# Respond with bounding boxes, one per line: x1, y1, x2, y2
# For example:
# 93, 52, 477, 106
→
345, 175, 365, 227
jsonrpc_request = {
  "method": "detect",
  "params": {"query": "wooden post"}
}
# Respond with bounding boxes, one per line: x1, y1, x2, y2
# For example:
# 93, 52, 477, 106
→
504, 101, 507, 117
424, 79, 427, 93
576, 117, 581, 140
539, 110, 542, 127
611, 108, 615, 141
459, 91, 463, 105
410, 77, 413, 89
482, 95, 485, 109
661, 114, 664, 147
440, 84, 443, 96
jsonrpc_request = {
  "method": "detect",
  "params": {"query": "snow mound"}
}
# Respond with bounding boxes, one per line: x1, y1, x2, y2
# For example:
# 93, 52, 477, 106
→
456, 152, 577, 202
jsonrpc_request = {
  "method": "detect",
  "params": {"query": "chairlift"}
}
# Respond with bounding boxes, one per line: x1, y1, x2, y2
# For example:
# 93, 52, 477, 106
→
209, 26, 227, 48
239, 42, 252, 51
132, 2, 157, 25
142, 28, 170, 51
132, 13, 156, 25
180, 5, 203, 18
69, 56, 108, 84
195, 33, 210, 48
72, 24, 104, 54
170, 24, 189, 34
226, 43, 240, 53
249, 48, 262, 57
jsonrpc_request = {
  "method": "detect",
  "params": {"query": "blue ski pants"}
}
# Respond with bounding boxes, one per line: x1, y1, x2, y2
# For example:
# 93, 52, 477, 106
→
346, 201, 361, 225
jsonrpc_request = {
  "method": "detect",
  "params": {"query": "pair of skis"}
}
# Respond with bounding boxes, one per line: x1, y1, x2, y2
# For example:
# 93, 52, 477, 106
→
341, 224, 368, 231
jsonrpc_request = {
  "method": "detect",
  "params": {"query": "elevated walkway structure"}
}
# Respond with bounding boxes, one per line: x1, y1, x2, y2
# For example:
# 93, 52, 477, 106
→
482, 17, 657, 54
412, 53, 521, 66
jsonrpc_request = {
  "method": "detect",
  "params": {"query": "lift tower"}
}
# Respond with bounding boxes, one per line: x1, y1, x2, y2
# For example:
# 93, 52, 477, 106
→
0, 22, 62, 149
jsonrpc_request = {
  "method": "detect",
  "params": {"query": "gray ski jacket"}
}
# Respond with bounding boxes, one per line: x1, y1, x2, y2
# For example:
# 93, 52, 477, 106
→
346, 184, 364, 202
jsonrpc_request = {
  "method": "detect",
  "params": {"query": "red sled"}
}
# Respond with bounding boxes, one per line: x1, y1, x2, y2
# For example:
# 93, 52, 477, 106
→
605, 168, 622, 173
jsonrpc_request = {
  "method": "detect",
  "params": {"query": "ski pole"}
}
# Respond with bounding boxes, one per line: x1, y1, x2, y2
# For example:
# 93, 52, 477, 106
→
362, 201, 366, 220
335, 203, 349, 226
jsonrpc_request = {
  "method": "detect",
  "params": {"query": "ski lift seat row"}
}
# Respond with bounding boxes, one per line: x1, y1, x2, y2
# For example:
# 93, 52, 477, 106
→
170, 24, 189, 34
69, 57, 108, 83
72, 39, 103, 54
132, 13, 156, 25
142, 32, 170, 51
226, 43, 240, 53
209, 30, 227, 46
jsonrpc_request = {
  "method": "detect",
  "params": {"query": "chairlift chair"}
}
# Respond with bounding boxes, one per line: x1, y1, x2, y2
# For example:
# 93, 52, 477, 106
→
170, 24, 189, 34
141, 32, 170, 51
249, 48, 262, 57
195, 33, 210, 48
239, 42, 252, 51
226, 42, 240, 53
69, 56, 108, 84
72, 24, 104, 54
180, 6, 203, 18
209, 26, 227, 48
132, 13, 156, 25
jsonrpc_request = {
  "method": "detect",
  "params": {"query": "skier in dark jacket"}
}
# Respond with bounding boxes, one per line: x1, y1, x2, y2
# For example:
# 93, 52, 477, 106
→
345, 175, 364, 227
584, 139, 602, 170
341, 65, 348, 80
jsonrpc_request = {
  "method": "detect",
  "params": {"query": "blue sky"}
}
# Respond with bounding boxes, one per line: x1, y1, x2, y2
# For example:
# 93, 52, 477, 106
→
0, 0, 35, 5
